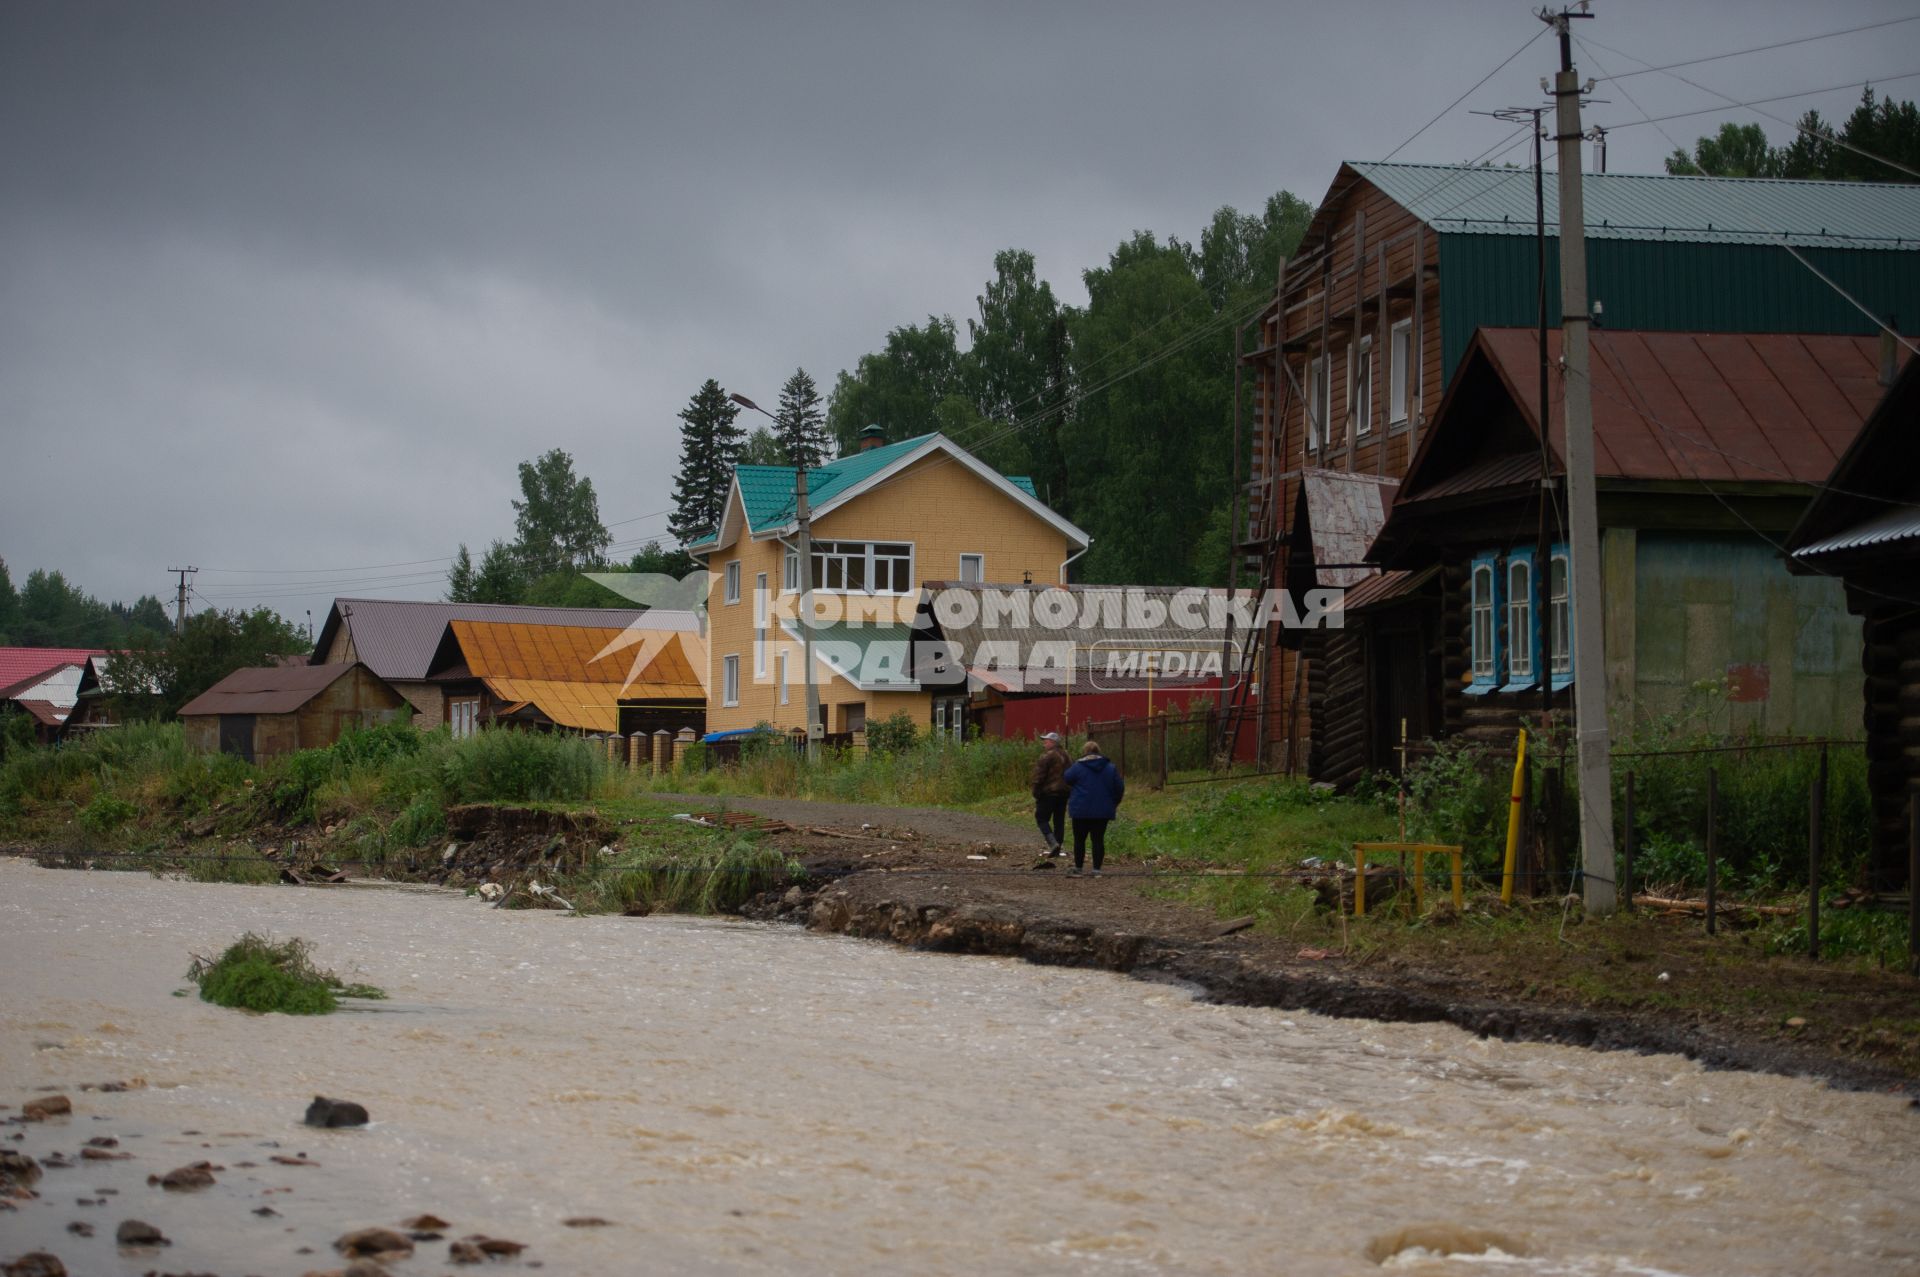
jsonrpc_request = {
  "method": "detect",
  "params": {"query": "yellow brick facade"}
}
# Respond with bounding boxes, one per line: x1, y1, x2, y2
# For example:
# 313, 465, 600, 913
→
702, 450, 1075, 733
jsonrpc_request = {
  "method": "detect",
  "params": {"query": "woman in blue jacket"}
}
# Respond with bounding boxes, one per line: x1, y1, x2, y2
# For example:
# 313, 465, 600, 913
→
1063, 740, 1125, 876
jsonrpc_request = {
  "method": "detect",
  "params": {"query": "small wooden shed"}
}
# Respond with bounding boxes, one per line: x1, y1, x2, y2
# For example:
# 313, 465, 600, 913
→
178, 662, 413, 762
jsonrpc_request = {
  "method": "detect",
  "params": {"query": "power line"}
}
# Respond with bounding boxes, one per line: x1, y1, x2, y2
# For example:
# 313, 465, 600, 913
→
1595, 69, 1920, 136
199, 507, 676, 577
1580, 31, 1920, 180
1776, 239, 1920, 353
1594, 15, 1920, 83
1573, 35, 1689, 159
1382, 26, 1545, 162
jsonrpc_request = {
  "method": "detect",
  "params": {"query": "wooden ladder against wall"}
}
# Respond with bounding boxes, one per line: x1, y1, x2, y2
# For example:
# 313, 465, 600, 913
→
1216, 346, 1293, 768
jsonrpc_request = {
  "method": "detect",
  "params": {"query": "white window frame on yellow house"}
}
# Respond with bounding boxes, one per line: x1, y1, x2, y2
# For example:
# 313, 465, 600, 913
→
782, 546, 799, 593
722, 653, 740, 707
811, 540, 915, 596
754, 572, 769, 677
777, 649, 789, 705
958, 553, 983, 583
724, 560, 741, 605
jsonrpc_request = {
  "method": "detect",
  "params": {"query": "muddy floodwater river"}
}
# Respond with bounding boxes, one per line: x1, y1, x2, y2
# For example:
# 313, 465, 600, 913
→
2, 862, 1918, 1276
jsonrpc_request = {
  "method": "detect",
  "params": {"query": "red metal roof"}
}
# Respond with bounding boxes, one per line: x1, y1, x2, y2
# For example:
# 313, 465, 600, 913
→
0, 647, 105, 694
1476, 328, 1897, 485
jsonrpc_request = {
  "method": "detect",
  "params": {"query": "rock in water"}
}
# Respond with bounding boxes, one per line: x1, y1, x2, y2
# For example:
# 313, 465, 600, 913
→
20, 1096, 71, 1122
1, 1252, 67, 1277
334, 1227, 414, 1259
153, 1164, 216, 1190
305, 1096, 370, 1128
114, 1219, 169, 1246
0, 1150, 41, 1192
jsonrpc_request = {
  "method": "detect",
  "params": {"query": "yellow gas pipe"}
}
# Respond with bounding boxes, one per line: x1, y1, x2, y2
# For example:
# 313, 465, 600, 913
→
1501, 728, 1528, 904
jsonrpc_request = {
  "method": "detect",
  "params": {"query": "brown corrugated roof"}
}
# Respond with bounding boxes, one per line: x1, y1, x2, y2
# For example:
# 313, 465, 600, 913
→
1482, 328, 1893, 486
313, 598, 695, 682
178, 662, 399, 717
13, 700, 68, 727
1340, 566, 1439, 613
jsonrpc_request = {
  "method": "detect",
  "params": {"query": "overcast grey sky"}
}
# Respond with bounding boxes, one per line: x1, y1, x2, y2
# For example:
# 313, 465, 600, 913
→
4, 0, 1916, 631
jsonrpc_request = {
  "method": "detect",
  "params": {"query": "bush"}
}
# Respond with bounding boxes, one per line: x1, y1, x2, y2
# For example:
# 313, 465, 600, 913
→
186, 933, 384, 1015
866, 712, 919, 754
595, 840, 802, 915
79, 792, 138, 835
439, 729, 602, 804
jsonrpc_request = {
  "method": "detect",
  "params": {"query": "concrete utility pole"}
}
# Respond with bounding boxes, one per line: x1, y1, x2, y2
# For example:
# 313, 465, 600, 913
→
167, 566, 197, 635
730, 393, 822, 761
793, 458, 822, 761
1543, 3, 1617, 913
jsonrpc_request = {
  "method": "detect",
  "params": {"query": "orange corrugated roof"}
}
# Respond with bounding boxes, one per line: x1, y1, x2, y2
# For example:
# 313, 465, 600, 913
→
449, 621, 704, 731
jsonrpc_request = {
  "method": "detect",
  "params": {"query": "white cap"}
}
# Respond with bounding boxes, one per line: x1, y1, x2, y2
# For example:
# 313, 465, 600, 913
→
1040, 731, 1062, 743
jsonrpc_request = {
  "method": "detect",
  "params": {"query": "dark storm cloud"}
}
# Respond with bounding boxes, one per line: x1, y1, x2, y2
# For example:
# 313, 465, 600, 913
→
2, 1, 1916, 621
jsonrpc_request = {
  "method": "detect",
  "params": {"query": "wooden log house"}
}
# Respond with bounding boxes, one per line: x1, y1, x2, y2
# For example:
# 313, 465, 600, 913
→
1242, 162, 1920, 787
1787, 352, 1920, 889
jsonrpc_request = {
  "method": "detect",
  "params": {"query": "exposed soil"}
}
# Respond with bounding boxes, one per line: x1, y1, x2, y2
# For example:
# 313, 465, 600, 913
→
655, 792, 1920, 1093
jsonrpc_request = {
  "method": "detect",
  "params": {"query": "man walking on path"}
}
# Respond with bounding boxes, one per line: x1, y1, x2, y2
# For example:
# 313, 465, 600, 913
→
1063, 740, 1124, 876
1029, 731, 1069, 856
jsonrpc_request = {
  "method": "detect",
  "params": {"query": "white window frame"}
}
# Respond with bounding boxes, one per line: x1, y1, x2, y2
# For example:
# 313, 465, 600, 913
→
1388, 318, 1412, 426
724, 559, 741, 605
783, 547, 800, 594
1306, 353, 1328, 451
810, 539, 916, 596
754, 572, 769, 677
1470, 560, 1496, 683
1353, 336, 1373, 438
722, 654, 740, 707
777, 649, 790, 705
1506, 556, 1533, 683
1549, 548, 1571, 678
958, 553, 984, 584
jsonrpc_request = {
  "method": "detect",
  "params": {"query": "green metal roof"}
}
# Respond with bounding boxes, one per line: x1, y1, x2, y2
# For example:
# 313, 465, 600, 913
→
1352, 161, 1920, 250
737, 434, 935, 530
732, 434, 1037, 532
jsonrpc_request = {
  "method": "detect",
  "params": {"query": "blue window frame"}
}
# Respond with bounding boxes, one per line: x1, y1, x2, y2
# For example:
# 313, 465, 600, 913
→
1467, 552, 1501, 695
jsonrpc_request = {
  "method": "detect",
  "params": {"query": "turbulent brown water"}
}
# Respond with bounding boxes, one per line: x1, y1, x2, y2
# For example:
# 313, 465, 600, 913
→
2, 860, 1918, 1276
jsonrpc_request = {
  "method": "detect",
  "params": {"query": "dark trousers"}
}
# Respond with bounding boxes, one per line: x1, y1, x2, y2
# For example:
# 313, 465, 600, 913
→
1072, 817, 1110, 870
1034, 794, 1066, 848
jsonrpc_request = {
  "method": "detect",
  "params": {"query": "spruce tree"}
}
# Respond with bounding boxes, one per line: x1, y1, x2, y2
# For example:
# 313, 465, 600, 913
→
775, 368, 831, 470
446, 544, 476, 602
668, 379, 745, 545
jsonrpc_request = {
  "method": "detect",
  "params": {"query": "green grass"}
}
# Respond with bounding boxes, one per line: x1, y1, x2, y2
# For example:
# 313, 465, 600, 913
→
577, 839, 803, 915
643, 735, 1038, 808
186, 933, 385, 1015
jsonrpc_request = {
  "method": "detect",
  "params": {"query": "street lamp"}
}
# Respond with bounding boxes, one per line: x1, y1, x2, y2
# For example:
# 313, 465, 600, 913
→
730, 392, 822, 760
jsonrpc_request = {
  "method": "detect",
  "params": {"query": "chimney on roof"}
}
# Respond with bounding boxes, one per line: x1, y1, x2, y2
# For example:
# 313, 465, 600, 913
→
1882, 317, 1900, 388
857, 424, 887, 453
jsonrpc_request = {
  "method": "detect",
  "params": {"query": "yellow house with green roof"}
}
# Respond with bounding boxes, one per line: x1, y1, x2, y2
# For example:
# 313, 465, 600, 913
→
687, 431, 1091, 737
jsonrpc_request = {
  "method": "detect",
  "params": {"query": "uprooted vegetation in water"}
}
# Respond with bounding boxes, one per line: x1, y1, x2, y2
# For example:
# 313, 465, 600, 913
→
186, 933, 385, 1015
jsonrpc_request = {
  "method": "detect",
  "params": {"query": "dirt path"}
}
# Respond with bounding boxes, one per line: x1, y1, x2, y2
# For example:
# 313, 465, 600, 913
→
657, 792, 1920, 1093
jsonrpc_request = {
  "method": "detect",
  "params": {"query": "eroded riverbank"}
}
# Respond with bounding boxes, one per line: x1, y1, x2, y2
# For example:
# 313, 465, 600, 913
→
4, 861, 1920, 1275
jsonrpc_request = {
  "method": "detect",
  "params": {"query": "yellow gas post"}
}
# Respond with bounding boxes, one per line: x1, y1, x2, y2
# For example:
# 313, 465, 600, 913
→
1502, 728, 1529, 904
